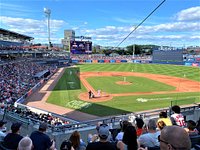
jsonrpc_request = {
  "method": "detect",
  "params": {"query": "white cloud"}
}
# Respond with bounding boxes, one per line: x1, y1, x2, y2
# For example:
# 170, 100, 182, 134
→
0, 16, 66, 43
176, 6, 200, 21
81, 21, 200, 40
1, 5, 200, 47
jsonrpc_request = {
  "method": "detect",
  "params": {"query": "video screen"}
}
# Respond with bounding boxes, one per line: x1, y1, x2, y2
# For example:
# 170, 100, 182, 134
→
70, 41, 92, 54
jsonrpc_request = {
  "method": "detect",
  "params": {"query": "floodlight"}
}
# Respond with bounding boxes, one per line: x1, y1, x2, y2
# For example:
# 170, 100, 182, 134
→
44, 7, 51, 49
44, 8, 51, 15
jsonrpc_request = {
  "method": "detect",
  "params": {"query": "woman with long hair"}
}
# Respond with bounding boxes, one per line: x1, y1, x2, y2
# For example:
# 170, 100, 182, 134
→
69, 131, 86, 150
117, 125, 138, 150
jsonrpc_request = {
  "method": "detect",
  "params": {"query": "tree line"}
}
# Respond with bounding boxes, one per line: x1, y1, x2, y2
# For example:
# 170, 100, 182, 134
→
92, 44, 160, 56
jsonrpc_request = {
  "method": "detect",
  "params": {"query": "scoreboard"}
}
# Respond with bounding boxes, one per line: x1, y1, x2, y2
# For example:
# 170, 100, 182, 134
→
152, 49, 183, 64
70, 41, 92, 54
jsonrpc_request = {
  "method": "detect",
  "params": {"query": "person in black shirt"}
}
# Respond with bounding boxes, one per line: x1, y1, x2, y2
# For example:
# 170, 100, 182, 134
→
30, 122, 55, 150
3, 122, 23, 149
86, 124, 116, 150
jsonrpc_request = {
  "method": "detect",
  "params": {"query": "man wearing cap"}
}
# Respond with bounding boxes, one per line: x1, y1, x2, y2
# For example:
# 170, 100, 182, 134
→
30, 122, 55, 150
0, 120, 7, 142
3, 122, 23, 149
86, 124, 116, 150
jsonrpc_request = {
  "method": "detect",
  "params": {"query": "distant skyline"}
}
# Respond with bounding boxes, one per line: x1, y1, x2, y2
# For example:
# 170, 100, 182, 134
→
0, 0, 200, 47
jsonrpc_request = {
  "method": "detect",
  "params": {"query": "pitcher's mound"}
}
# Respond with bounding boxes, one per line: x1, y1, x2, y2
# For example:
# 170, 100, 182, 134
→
79, 92, 113, 102
116, 81, 132, 85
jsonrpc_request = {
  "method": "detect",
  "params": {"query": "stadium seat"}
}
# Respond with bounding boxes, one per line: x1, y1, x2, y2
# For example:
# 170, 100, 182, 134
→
194, 144, 200, 150
190, 135, 200, 148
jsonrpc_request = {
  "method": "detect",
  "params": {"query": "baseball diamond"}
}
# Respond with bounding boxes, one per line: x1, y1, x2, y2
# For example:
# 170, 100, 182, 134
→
25, 63, 200, 120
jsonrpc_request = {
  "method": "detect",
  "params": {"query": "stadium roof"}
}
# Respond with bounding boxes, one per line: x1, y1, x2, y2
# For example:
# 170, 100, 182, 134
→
0, 28, 34, 41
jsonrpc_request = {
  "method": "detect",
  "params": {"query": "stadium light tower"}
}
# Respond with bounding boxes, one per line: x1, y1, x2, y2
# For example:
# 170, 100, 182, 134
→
44, 8, 51, 49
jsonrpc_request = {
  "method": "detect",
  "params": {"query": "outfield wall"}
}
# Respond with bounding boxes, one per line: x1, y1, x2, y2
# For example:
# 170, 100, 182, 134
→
71, 59, 151, 64
71, 59, 200, 67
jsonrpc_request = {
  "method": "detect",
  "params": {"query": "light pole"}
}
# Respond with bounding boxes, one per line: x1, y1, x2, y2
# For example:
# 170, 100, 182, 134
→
44, 8, 51, 49
132, 44, 135, 59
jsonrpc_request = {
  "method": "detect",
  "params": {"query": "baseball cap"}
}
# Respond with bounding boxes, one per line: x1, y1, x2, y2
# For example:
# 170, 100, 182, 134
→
11, 122, 22, 132
0, 120, 7, 127
98, 124, 110, 139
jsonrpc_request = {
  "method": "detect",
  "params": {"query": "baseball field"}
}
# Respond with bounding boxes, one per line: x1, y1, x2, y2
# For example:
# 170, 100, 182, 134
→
47, 63, 200, 117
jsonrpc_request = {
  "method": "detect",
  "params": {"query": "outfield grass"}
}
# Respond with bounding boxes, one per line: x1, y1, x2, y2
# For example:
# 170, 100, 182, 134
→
47, 63, 200, 116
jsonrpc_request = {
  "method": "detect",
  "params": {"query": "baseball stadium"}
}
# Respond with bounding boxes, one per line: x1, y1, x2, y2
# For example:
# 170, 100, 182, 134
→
0, 27, 200, 149
0, 1, 200, 149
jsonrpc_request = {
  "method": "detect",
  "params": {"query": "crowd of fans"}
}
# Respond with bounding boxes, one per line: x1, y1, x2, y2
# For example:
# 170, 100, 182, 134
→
0, 61, 56, 104
0, 45, 62, 52
0, 105, 199, 150
4, 105, 72, 127
0, 46, 27, 51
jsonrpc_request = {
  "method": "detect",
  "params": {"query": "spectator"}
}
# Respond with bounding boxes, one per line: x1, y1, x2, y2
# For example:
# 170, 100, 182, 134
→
60, 140, 75, 150
159, 125, 191, 150
170, 105, 186, 127
87, 122, 103, 143
69, 130, 86, 150
157, 120, 166, 130
3, 122, 23, 149
138, 119, 160, 148
196, 117, 200, 134
88, 121, 112, 143
18, 136, 33, 150
135, 118, 145, 137
185, 120, 199, 136
115, 120, 132, 141
30, 122, 55, 150
157, 111, 172, 126
0, 120, 7, 142
117, 125, 138, 150
86, 124, 116, 150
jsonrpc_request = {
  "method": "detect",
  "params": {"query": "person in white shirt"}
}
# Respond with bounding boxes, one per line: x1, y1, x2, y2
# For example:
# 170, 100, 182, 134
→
0, 120, 7, 142
170, 105, 186, 127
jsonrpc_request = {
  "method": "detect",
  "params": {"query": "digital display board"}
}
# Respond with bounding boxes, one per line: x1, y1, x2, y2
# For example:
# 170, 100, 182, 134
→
70, 41, 92, 54
152, 49, 183, 64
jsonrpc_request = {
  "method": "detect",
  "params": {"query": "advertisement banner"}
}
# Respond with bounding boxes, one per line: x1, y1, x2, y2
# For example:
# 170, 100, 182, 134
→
92, 60, 98, 63
110, 60, 116, 63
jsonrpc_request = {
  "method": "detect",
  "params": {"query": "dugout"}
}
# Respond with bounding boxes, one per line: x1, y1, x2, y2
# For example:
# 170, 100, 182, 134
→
33, 69, 50, 79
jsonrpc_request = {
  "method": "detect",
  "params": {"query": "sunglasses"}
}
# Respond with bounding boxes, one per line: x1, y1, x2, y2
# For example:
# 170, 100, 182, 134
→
158, 135, 186, 150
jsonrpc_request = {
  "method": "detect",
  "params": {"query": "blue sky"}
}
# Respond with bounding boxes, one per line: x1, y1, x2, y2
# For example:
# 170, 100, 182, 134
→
0, 0, 199, 47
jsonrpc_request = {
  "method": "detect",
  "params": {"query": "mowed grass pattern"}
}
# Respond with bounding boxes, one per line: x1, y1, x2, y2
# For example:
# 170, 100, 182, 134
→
47, 63, 200, 116
80, 63, 200, 81
86, 76, 175, 93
